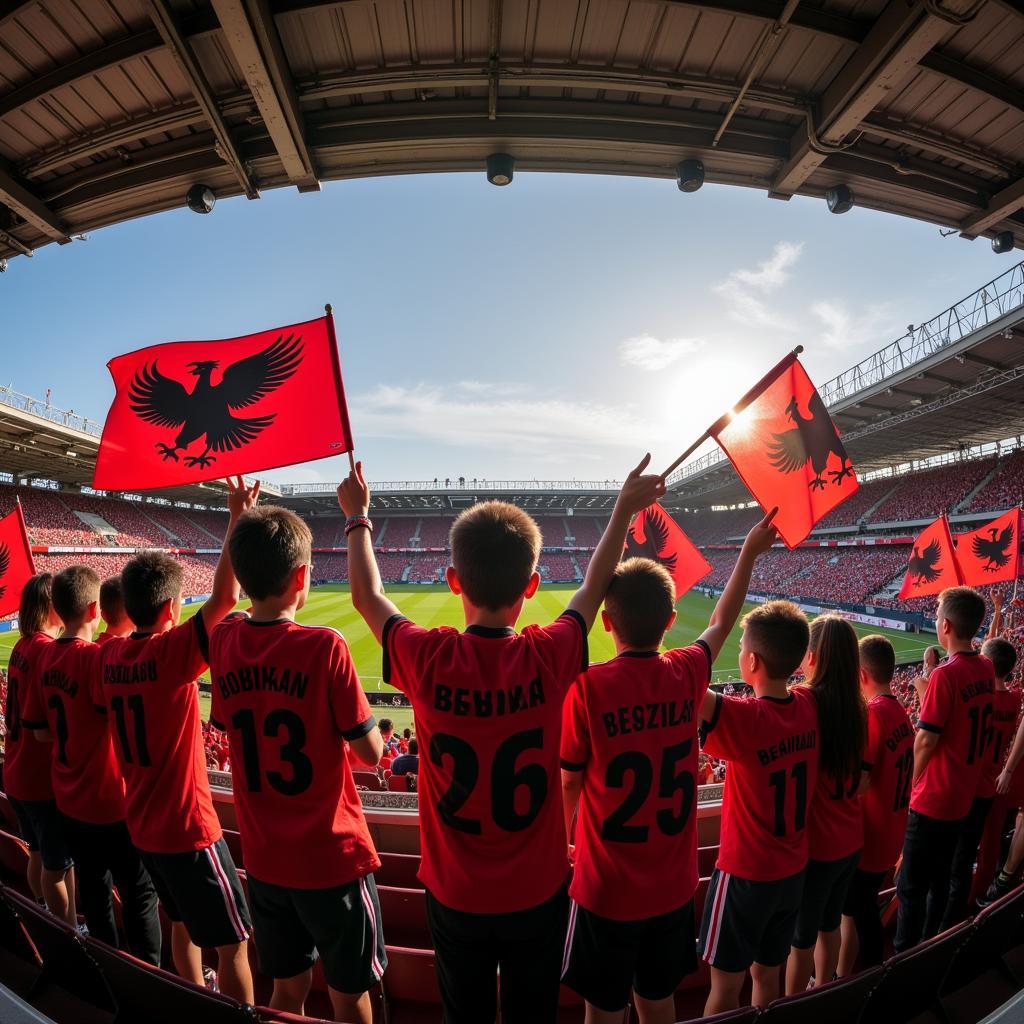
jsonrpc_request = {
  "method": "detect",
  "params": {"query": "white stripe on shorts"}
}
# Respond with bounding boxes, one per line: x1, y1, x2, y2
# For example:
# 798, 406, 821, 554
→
206, 842, 249, 942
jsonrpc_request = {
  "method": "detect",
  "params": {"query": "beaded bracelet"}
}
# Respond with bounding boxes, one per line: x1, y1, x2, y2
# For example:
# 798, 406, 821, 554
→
344, 515, 373, 536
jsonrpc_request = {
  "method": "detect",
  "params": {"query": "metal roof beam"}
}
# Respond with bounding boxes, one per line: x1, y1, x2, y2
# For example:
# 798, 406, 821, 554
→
0, 163, 70, 243
769, 0, 973, 198
144, 0, 260, 199
210, 0, 319, 190
0, 227, 31, 256
960, 174, 1024, 238
962, 351, 1007, 370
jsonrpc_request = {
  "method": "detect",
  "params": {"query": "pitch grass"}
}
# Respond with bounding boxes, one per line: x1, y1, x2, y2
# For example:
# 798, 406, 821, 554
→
1, 584, 933, 735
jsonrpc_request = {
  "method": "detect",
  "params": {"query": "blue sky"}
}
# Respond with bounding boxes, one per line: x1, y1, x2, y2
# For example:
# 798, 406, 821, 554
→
0, 172, 1013, 485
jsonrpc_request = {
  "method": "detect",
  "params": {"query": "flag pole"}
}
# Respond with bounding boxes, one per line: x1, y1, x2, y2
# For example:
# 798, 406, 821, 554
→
15, 496, 35, 574
324, 303, 357, 473
660, 345, 805, 480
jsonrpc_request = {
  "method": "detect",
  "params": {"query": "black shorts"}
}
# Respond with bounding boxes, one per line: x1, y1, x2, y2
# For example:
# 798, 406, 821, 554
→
699, 868, 804, 972
141, 837, 251, 949
561, 899, 696, 1011
792, 851, 861, 948
9, 797, 73, 872
247, 873, 387, 994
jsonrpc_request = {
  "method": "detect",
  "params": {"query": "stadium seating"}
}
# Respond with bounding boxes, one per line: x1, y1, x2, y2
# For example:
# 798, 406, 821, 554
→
869, 458, 996, 523
564, 517, 604, 547
413, 518, 453, 548
756, 966, 885, 1023
405, 555, 447, 583
538, 518, 569, 547
377, 887, 431, 949
965, 449, 1024, 513
539, 553, 578, 582
816, 476, 898, 528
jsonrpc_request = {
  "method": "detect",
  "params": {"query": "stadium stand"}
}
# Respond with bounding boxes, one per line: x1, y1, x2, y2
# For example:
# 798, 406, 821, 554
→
563, 517, 603, 547
815, 476, 899, 528
868, 457, 997, 523
965, 449, 1024, 513
405, 555, 447, 583
538, 554, 578, 582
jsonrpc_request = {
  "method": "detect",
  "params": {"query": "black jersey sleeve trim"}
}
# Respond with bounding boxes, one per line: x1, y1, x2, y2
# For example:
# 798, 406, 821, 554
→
702, 692, 723, 736
342, 715, 377, 742
381, 615, 408, 685
193, 612, 210, 664
559, 609, 589, 672
21, 718, 46, 730
209, 715, 226, 731
695, 638, 713, 683
918, 720, 942, 734
560, 758, 586, 772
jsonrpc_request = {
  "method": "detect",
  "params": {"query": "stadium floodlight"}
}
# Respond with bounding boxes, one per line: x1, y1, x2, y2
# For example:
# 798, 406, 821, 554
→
486, 154, 514, 186
185, 184, 216, 214
825, 185, 854, 214
992, 231, 1015, 254
676, 159, 705, 193
0, 258, 7, 272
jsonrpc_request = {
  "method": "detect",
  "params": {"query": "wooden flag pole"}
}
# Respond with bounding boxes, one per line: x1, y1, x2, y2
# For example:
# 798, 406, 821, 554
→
660, 345, 805, 480
324, 303, 357, 473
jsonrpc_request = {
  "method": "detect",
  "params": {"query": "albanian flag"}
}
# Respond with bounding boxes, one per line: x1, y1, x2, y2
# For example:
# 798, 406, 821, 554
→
955, 508, 1022, 587
0, 502, 36, 619
709, 352, 858, 549
624, 504, 712, 596
899, 514, 963, 599
94, 314, 354, 490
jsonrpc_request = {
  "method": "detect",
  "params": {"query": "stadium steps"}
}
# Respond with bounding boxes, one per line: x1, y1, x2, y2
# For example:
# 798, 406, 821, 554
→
183, 513, 225, 545
955, 461, 1003, 514
137, 507, 180, 546
410, 518, 423, 546
569, 554, 583, 582
560, 517, 573, 544
374, 518, 390, 546
859, 481, 903, 524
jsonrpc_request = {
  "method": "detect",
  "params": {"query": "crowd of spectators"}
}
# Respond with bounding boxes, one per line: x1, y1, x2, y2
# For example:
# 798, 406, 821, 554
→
815, 476, 897, 528
538, 554, 578, 582
411, 517, 453, 548
564, 517, 603, 546
965, 449, 1024, 513
869, 456, 997, 523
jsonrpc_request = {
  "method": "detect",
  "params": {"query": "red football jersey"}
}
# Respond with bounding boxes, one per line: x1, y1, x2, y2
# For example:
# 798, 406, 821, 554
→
99, 617, 222, 853
209, 615, 381, 889
860, 693, 914, 873
561, 644, 711, 921
383, 611, 587, 913
806, 766, 864, 863
3, 633, 56, 802
702, 688, 819, 882
912, 651, 995, 821
978, 689, 1023, 799
25, 637, 126, 824
95, 631, 126, 647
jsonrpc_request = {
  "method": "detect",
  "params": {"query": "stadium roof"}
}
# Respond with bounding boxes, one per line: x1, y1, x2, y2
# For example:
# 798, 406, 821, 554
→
2, 0, 1024, 263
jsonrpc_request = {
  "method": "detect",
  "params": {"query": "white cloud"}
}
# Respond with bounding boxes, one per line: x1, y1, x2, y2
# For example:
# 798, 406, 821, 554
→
810, 300, 894, 352
619, 334, 703, 371
714, 241, 804, 328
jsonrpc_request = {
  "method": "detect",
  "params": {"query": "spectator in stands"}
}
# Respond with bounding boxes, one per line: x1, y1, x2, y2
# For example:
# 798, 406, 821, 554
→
391, 738, 419, 776
97, 574, 133, 643
786, 616, 867, 995
378, 717, 400, 755
912, 645, 942, 708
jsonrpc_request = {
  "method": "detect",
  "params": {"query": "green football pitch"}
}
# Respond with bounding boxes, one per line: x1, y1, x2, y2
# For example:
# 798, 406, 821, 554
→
1, 583, 934, 736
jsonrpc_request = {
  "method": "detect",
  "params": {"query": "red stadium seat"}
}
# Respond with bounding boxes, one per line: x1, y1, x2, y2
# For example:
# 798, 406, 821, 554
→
221, 828, 245, 869
678, 1009, 759, 1024
381, 945, 442, 1024
756, 965, 885, 1023
859, 921, 971, 1024
0, 792, 23, 836
0, 830, 32, 896
377, 886, 432, 949
698, 846, 718, 876
388, 775, 412, 792
354, 771, 384, 791
377, 852, 422, 890
0, 887, 43, 998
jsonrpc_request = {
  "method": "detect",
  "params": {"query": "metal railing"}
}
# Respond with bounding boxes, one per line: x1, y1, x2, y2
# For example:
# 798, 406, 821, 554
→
0, 385, 101, 436
280, 479, 624, 495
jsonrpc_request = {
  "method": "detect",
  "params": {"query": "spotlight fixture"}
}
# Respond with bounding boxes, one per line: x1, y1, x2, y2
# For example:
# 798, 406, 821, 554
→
676, 159, 705, 193
992, 231, 1015, 254
486, 154, 514, 186
0, 258, 7, 273
185, 184, 216, 214
825, 185, 854, 214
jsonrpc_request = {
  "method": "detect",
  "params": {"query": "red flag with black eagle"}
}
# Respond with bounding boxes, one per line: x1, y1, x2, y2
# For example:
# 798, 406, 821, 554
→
94, 314, 353, 490
624, 504, 712, 596
709, 352, 859, 549
955, 508, 1022, 587
0, 502, 36, 619
898, 514, 964, 599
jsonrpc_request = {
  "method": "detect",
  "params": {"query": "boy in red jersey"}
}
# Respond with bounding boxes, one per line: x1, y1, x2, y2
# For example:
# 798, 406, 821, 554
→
697, 600, 817, 1014
838, 635, 914, 973
26, 565, 160, 963
209, 506, 385, 1024
99, 476, 259, 1002
943, 635, 1021, 923
3, 574, 76, 925
894, 586, 994, 952
96, 575, 133, 644
560, 510, 778, 1024
341, 456, 665, 1024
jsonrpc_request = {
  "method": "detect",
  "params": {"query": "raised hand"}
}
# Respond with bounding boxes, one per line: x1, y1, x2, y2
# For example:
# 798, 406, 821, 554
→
338, 460, 371, 518
615, 453, 667, 517
742, 507, 779, 557
225, 476, 260, 519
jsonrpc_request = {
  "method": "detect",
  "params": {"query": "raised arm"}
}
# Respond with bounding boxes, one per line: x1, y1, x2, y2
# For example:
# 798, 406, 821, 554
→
201, 476, 260, 631
698, 508, 778, 662
339, 461, 401, 642
987, 590, 1004, 640
567, 454, 666, 629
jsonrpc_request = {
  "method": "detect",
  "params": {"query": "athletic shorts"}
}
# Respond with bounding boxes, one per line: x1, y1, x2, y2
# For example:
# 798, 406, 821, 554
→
561, 899, 696, 1011
141, 837, 250, 949
9, 797, 73, 872
699, 868, 804, 972
792, 851, 861, 949
247, 873, 387, 993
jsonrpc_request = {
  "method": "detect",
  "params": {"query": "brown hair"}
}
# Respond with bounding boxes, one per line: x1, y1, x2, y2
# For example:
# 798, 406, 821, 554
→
18, 573, 55, 637
741, 600, 810, 680
229, 506, 312, 600
804, 615, 866, 782
938, 586, 986, 641
121, 552, 183, 629
52, 564, 101, 622
100, 576, 128, 626
982, 637, 1017, 680
859, 634, 896, 685
450, 501, 542, 611
604, 558, 676, 649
